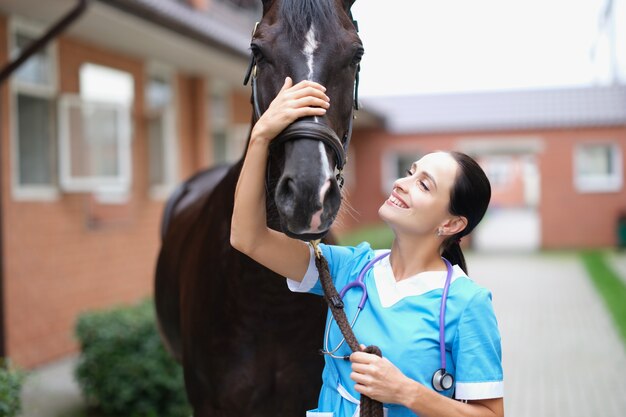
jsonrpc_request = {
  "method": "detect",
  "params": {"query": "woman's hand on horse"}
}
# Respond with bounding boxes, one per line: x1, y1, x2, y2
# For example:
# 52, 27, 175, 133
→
350, 347, 415, 406
251, 77, 330, 145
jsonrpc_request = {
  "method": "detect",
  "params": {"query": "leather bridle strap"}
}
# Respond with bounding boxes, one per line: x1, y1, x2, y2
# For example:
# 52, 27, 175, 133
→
270, 121, 347, 171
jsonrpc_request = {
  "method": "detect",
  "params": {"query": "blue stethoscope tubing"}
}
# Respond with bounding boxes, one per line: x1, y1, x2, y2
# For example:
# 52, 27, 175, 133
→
321, 251, 455, 392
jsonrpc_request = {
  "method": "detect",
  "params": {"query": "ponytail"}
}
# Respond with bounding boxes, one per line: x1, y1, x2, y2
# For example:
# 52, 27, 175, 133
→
441, 151, 491, 275
441, 237, 467, 274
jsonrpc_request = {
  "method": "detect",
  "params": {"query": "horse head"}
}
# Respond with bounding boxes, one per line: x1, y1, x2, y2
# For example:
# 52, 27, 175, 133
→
245, 0, 363, 240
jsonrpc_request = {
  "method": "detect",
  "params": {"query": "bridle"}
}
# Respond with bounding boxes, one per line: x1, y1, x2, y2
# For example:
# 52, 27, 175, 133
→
243, 13, 361, 189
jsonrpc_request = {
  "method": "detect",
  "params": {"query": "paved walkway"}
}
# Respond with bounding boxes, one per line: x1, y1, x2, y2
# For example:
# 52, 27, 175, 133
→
18, 355, 83, 417
467, 252, 626, 417
18, 252, 626, 417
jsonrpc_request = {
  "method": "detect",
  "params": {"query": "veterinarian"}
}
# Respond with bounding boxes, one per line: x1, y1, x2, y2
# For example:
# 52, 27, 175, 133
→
231, 77, 504, 417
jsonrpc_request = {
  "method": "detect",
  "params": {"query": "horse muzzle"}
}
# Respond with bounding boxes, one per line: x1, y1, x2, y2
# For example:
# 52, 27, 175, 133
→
271, 120, 345, 241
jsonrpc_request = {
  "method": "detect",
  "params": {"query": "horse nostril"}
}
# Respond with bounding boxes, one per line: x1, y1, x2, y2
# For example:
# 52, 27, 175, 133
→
276, 177, 298, 213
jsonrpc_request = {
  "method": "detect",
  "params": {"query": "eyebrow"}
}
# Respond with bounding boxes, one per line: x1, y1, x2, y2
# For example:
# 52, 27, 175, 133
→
410, 162, 438, 190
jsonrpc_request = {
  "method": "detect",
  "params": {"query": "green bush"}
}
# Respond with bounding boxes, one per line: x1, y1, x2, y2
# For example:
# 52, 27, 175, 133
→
0, 360, 24, 417
75, 299, 191, 417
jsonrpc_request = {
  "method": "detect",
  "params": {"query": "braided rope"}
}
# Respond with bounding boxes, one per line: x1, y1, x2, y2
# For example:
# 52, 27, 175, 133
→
312, 243, 384, 417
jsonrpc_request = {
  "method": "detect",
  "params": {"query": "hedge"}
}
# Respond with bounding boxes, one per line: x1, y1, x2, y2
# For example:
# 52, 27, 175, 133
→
0, 360, 23, 417
74, 299, 191, 417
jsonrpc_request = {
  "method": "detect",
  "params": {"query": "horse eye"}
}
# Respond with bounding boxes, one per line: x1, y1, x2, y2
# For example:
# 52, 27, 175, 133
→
351, 48, 364, 66
250, 44, 265, 62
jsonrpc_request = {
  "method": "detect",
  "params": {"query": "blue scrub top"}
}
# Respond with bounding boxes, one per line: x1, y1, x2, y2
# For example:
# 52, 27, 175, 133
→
287, 242, 503, 417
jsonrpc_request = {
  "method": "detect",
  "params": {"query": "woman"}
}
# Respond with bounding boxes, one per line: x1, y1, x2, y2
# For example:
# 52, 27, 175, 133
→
231, 78, 504, 417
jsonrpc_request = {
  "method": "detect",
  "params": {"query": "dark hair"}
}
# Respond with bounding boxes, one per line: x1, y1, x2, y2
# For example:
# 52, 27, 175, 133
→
441, 151, 491, 274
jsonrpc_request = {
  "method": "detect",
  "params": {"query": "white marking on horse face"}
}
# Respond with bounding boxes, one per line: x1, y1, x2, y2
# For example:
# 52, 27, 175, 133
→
318, 141, 332, 197
303, 25, 320, 123
303, 25, 319, 80
303, 142, 333, 234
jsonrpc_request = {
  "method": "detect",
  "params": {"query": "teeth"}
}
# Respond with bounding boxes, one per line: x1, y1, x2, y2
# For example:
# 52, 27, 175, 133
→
389, 195, 408, 208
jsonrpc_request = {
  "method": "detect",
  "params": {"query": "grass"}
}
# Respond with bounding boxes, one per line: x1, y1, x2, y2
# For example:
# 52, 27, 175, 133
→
580, 251, 626, 346
337, 223, 394, 249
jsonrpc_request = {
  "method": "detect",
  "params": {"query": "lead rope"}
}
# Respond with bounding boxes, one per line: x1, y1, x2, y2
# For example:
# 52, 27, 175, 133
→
310, 240, 384, 417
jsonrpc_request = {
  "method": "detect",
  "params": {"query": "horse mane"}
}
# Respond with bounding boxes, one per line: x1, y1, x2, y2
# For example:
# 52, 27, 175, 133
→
278, 0, 342, 41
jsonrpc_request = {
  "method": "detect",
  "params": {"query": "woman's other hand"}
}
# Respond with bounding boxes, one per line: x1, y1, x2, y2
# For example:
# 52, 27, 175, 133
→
250, 77, 330, 145
350, 347, 413, 405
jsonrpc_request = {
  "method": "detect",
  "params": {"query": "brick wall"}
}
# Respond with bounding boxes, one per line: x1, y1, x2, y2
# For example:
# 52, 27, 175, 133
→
539, 127, 626, 249
0, 12, 254, 368
344, 126, 626, 249
1, 32, 167, 367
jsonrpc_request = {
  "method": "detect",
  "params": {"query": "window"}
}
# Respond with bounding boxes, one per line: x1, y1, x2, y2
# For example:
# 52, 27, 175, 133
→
58, 64, 134, 198
146, 65, 178, 199
209, 85, 247, 165
482, 156, 513, 188
382, 150, 423, 194
10, 18, 58, 200
574, 143, 623, 193
210, 87, 231, 164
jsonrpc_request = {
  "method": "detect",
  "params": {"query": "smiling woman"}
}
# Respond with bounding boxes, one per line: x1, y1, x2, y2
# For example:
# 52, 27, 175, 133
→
231, 73, 504, 417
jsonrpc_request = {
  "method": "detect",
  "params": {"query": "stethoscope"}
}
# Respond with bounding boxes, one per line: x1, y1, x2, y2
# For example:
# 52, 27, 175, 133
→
320, 251, 455, 393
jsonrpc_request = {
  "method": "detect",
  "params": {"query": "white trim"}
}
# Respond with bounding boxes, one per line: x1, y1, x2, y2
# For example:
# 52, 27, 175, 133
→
573, 142, 623, 193
208, 80, 236, 165
455, 381, 504, 400
58, 95, 132, 193
456, 136, 545, 155
227, 123, 250, 163
146, 62, 179, 200
8, 16, 59, 201
286, 244, 318, 292
8, 16, 58, 94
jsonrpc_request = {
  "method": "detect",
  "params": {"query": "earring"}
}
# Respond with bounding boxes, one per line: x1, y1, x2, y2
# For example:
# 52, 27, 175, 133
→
437, 228, 443, 237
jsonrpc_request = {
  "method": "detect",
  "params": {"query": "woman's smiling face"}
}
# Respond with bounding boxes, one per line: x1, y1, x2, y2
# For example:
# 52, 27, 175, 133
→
379, 152, 460, 236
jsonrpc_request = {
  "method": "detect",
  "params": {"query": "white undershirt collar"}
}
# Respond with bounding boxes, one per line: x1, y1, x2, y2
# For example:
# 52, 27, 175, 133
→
372, 250, 466, 308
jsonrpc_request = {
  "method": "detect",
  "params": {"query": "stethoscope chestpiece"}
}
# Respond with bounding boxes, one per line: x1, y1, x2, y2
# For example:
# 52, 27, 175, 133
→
432, 368, 454, 392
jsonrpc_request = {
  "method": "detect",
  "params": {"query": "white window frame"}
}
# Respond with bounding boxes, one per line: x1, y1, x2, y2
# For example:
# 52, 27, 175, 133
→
227, 123, 250, 162
573, 142, 623, 193
482, 155, 514, 188
208, 80, 241, 165
58, 95, 132, 194
146, 62, 179, 200
381, 149, 424, 195
9, 16, 59, 201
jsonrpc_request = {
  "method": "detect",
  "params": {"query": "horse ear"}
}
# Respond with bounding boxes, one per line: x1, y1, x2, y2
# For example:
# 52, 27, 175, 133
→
343, 0, 356, 10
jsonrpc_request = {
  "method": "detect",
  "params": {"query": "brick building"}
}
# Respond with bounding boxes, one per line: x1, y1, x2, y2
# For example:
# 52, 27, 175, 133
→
344, 87, 626, 251
0, 0, 262, 368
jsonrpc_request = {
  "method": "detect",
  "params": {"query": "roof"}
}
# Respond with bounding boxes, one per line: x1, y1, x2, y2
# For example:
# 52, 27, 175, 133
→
361, 85, 626, 134
102, 0, 256, 58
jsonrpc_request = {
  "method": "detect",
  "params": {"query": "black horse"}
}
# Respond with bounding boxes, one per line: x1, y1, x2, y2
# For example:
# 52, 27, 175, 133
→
155, 0, 363, 415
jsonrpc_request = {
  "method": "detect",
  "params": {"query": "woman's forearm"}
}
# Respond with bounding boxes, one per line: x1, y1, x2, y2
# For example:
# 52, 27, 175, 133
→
350, 352, 503, 417
230, 135, 272, 254
400, 379, 503, 417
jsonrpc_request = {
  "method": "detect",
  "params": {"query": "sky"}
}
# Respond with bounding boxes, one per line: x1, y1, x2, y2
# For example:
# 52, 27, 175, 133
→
351, 0, 625, 97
